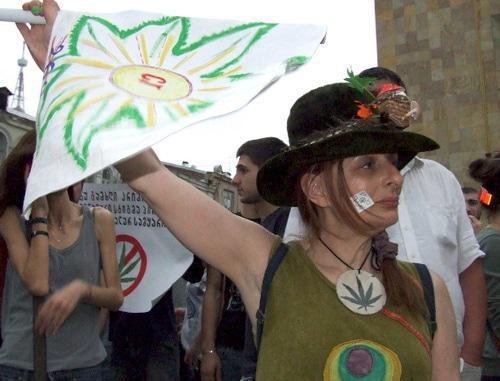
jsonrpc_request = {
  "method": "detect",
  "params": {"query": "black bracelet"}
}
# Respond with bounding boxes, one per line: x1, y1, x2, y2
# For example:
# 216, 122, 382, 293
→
31, 230, 49, 239
29, 217, 48, 225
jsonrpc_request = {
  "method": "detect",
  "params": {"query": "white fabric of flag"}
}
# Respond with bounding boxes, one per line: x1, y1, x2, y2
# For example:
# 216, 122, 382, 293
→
23, 10, 326, 211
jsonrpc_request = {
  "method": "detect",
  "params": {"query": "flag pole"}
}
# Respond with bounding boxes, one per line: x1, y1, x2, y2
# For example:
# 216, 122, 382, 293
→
0, 9, 46, 24
33, 296, 47, 381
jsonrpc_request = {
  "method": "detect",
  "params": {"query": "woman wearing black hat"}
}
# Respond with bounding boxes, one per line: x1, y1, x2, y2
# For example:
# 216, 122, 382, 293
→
114, 88, 458, 380
19, 2, 459, 378
116, 113, 458, 379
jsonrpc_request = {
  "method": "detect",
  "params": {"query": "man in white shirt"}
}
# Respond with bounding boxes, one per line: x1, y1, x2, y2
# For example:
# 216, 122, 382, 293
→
358, 67, 485, 379
284, 68, 486, 380
385, 156, 485, 372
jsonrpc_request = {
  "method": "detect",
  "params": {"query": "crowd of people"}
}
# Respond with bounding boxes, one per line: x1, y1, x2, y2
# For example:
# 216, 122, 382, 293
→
0, 0, 498, 380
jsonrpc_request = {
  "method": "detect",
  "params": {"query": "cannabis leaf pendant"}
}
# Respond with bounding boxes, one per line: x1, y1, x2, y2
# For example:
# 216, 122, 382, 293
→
336, 270, 386, 315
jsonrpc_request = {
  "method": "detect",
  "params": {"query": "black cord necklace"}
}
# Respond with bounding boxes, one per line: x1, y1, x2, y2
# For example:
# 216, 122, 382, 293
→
318, 236, 372, 273
317, 236, 386, 315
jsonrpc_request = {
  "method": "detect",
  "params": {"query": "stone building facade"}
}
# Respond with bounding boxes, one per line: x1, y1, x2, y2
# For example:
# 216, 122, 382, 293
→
375, 0, 499, 185
0, 87, 35, 162
167, 162, 240, 212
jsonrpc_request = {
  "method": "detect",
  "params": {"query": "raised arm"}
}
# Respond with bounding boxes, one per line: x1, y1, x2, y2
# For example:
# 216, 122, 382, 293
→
115, 149, 274, 298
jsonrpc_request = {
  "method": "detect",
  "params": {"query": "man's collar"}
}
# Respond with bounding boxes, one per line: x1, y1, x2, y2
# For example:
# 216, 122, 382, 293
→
400, 156, 423, 176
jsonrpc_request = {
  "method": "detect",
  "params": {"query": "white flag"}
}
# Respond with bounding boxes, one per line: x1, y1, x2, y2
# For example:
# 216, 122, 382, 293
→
23, 10, 326, 211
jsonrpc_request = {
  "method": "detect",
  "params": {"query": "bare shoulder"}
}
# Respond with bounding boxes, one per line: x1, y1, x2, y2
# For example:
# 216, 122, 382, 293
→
91, 206, 114, 225
90, 207, 115, 240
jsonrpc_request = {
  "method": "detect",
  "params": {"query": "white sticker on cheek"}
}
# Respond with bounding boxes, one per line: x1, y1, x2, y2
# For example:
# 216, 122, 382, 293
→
351, 191, 375, 213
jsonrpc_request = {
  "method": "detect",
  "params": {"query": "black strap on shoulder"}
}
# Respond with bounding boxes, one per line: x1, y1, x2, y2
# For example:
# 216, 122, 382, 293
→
255, 242, 289, 351
414, 262, 437, 339
274, 208, 291, 238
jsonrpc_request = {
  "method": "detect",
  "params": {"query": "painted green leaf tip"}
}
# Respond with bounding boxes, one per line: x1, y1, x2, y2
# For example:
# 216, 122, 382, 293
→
118, 242, 127, 272
121, 277, 136, 283
121, 257, 140, 277
285, 56, 309, 73
228, 73, 253, 82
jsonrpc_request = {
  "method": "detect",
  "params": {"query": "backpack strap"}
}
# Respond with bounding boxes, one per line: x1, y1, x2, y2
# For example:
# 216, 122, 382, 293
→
273, 208, 291, 238
414, 262, 437, 339
255, 242, 289, 351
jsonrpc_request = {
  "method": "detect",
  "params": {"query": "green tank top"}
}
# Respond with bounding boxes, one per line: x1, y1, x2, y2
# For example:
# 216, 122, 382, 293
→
256, 240, 432, 381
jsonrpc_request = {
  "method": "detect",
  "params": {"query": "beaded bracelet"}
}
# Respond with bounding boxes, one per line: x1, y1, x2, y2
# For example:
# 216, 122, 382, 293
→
31, 230, 49, 239
28, 217, 48, 225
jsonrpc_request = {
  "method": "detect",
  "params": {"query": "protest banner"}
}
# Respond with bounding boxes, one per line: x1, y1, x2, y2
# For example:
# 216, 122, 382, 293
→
79, 182, 193, 312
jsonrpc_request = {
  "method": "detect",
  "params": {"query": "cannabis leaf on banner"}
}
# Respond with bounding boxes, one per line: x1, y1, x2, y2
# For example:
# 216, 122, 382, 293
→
341, 275, 383, 312
118, 241, 140, 284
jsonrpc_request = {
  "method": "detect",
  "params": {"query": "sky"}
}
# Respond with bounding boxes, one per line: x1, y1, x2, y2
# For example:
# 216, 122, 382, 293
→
0, 0, 377, 175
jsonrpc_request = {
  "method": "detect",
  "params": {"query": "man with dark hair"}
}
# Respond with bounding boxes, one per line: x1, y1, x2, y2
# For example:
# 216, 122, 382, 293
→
462, 187, 483, 233
358, 67, 486, 381
199, 137, 289, 381
232, 137, 290, 233
236, 137, 288, 167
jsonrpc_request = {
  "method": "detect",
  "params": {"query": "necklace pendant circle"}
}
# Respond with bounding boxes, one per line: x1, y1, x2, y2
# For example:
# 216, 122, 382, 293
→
336, 270, 386, 315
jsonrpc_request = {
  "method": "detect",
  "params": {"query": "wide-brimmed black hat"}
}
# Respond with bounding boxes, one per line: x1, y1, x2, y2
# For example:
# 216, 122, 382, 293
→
257, 83, 439, 206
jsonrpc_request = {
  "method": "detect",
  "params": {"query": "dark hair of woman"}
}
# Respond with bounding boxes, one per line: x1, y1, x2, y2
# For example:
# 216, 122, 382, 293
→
296, 159, 426, 316
0, 130, 36, 216
469, 157, 500, 214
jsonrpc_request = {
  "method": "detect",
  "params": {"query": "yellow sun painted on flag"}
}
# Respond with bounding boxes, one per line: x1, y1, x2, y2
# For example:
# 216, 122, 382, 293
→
111, 65, 192, 101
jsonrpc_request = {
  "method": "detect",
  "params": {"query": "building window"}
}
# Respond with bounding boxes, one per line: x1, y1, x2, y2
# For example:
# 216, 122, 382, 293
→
222, 190, 235, 210
102, 168, 112, 182
0, 132, 7, 162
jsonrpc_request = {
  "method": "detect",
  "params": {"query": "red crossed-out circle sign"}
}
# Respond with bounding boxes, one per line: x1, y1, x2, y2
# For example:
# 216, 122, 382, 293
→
116, 234, 148, 297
